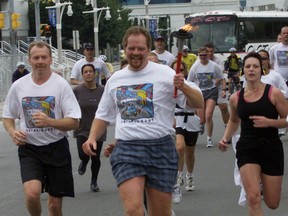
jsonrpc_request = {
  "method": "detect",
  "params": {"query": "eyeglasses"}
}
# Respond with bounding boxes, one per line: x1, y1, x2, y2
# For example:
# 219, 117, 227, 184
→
199, 54, 207, 57
261, 57, 268, 60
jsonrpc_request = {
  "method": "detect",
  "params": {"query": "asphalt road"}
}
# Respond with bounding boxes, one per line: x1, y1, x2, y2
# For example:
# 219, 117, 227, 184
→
0, 108, 288, 216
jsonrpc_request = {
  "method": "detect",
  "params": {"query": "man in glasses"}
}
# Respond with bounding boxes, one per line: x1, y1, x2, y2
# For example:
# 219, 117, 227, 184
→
187, 47, 225, 147
181, 45, 197, 71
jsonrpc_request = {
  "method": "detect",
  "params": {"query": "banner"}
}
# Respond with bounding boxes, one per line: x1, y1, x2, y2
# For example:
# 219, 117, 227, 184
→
149, 18, 158, 39
48, 8, 56, 27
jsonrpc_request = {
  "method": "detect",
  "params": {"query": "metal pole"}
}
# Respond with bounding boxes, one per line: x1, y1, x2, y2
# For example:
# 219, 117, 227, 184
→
144, 0, 150, 30
93, 0, 99, 57
56, 0, 63, 64
35, 0, 41, 41
9, 0, 17, 73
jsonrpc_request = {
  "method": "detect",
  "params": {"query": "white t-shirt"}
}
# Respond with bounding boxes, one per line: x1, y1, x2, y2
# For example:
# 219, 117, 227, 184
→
243, 69, 288, 98
213, 56, 224, 71
212, 56, 228, 103
95, 61, 201, 140
152, 50, 175, 66
3, 73, 81, 146
269, 43, 288, 81
187, 60, 224, 91
70, 58, 111, 84
175, 83, 201, 132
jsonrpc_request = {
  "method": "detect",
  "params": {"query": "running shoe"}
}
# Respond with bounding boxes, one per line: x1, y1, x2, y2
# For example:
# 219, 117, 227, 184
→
176, 174, 184, 187
172, 186, 182, 204
78, 161, 87, 175
90, 181, 100, 192
185, 176, 195, 191
199, 124, 205, 135
206, 138, 214, 148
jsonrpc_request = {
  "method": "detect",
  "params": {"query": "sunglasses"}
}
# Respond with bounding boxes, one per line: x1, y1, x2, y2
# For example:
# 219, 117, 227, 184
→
261, 57, 268, 60
199, 54, 207, 57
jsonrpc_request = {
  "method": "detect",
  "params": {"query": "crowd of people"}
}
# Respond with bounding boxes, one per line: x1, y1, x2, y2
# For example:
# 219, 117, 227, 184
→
2, 25, 288, 216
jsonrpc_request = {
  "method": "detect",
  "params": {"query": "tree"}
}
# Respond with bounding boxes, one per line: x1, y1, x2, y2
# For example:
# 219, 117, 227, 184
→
28, 0, 132, 51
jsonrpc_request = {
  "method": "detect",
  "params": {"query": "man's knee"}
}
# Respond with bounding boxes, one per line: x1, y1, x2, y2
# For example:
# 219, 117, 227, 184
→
48, 197, 62, 215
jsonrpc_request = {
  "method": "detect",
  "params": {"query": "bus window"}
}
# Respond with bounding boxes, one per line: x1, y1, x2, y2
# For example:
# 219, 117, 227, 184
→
189, 21, 236, 53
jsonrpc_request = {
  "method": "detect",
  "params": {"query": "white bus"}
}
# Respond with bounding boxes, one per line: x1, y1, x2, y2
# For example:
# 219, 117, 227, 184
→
184, 10, 288, 54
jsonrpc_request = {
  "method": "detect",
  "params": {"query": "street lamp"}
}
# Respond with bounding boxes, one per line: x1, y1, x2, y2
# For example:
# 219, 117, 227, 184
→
144, 0, 151, 30
46, 1, 73, 64
83, 0, 111, 57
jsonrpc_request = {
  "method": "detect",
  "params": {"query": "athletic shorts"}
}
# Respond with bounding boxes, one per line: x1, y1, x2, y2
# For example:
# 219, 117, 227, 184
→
175, 127, 198, 146
202, 87, 218, 102
228, 70, 239, 79
18, 137, 74, 197
110, 135, 178, 193
236, 136, 284, 176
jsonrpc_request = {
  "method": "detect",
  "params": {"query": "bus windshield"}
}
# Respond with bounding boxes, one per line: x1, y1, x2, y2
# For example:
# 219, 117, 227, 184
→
186, 15, 237, 53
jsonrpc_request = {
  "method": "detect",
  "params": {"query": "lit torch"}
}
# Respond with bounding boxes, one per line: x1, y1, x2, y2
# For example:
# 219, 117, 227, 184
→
171, 24, 193, 98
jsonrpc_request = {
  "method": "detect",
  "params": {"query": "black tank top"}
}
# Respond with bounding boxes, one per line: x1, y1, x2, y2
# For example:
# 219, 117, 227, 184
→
237, 84, 278, 138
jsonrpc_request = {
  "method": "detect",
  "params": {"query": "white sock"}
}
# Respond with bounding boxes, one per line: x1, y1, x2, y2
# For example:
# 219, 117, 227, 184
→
186, 172, 193, 178
207, 136, 211, 141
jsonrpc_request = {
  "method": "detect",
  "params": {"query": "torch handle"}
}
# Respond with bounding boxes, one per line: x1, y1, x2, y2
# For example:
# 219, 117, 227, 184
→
173, 52, 183, 98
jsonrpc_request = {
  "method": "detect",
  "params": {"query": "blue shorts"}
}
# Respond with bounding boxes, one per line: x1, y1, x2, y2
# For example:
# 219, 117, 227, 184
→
18, 137, 74, 197
202, 87, 218, 102
110, 135, 178, 193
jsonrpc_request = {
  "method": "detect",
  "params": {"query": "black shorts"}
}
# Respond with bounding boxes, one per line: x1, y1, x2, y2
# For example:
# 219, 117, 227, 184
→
228, 70, 239, 79
236, 136, 284, 176
18, 137, 74, 197
175, 127, 198, 146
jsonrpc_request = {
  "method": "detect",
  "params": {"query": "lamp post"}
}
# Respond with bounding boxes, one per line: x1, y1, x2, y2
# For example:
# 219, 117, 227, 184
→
34, 0, 41, 41
46, 1, 73, 64
144, 0, 151, 30
84, 0, 111, 57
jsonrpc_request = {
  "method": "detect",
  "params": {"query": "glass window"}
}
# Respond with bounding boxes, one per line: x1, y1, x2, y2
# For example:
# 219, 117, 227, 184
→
188, 21, 236, 53
241, 19, 286, 43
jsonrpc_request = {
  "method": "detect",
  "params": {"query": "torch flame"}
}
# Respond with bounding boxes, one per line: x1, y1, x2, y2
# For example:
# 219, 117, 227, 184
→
180, 24, 193, 32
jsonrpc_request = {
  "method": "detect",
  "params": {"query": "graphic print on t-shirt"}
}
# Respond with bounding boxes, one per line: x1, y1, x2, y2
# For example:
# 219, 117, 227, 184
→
197, 72, 214, 90
116, 83, 154, 121
22, 96, 56, 128
158, 59, 167, 65
276, 50, 288, 68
